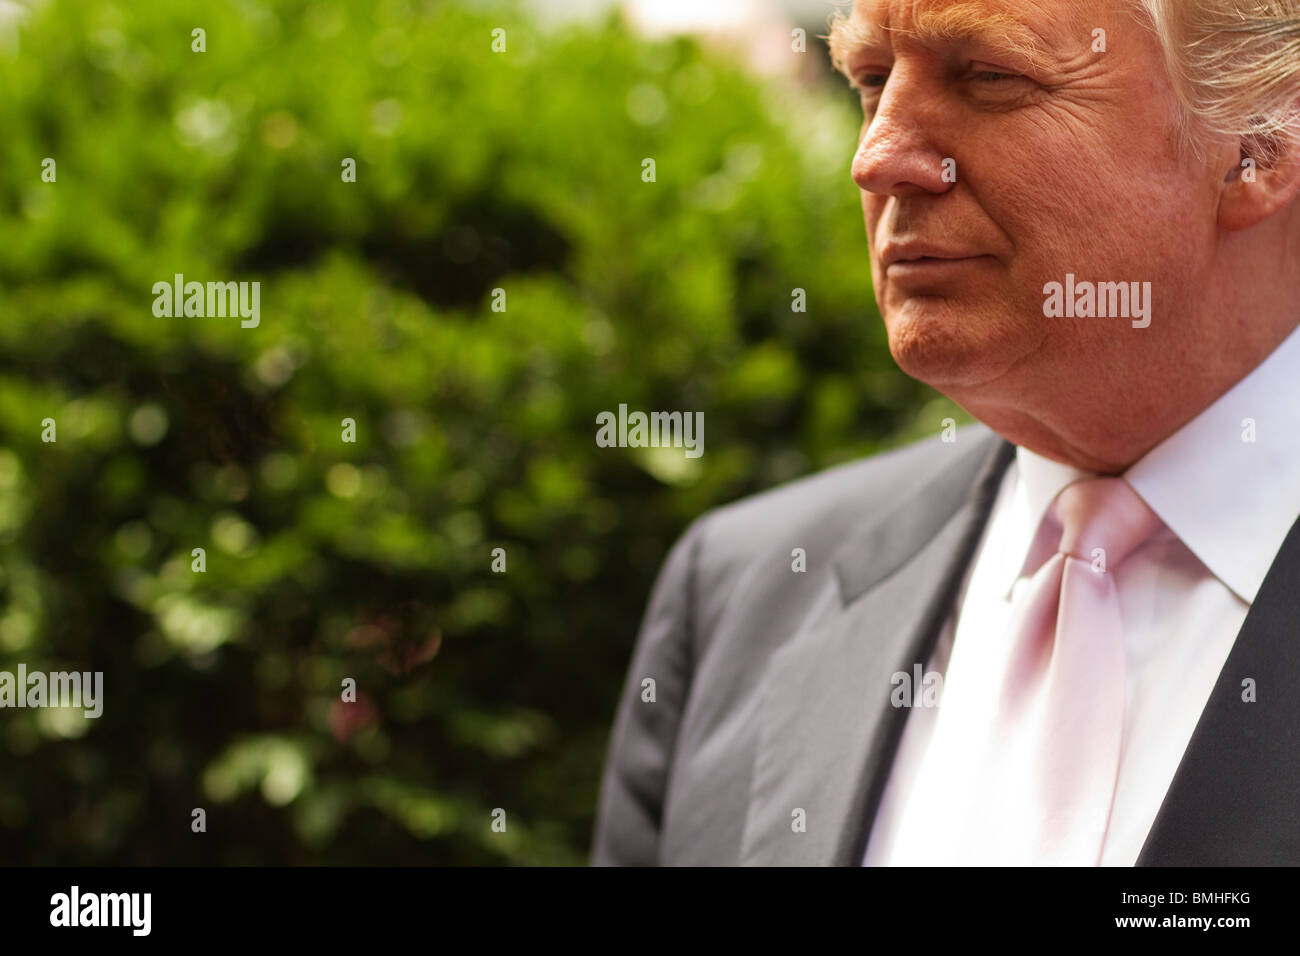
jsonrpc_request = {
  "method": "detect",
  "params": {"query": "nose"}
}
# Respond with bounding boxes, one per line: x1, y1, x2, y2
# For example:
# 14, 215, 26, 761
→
850, 69, 953, 198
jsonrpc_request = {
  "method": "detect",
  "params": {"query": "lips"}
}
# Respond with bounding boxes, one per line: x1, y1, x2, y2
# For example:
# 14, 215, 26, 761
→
880, 242, 985, 268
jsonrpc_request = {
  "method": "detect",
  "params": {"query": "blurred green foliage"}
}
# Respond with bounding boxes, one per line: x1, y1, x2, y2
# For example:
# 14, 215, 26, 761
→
0, 0, 961, 863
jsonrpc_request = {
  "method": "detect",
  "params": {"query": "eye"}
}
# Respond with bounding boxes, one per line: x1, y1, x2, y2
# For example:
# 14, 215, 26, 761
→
963, 63, 1037, 106
968, 62, 1025, 84
851, 71, 889, 112
972, 69, 1019, 83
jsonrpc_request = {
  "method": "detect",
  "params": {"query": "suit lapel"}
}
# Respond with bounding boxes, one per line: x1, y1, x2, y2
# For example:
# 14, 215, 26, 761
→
1137, 510, 1300, 865
739, 431, 1014, 865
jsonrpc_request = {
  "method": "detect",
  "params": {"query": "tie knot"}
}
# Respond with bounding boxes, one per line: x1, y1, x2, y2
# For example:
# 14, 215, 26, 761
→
1051, 477, 1162, 569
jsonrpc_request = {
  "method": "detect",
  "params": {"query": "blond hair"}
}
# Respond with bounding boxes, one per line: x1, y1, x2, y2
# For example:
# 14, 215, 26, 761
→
828, 1, 1300, 164
1137, 0, 1300, 163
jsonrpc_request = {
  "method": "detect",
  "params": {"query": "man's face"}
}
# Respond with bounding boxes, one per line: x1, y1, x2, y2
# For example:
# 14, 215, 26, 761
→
843, 0, 1223, 395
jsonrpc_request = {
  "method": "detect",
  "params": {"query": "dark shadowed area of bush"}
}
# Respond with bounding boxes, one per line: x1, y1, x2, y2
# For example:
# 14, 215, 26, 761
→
0, 0, 963, 863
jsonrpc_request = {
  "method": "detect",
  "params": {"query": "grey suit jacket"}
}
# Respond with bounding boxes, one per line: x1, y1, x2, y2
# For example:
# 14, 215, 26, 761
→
590, 423, 1300, 865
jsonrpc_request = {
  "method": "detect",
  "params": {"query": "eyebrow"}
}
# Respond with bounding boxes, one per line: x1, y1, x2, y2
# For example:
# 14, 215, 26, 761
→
827, 1, 1062, 78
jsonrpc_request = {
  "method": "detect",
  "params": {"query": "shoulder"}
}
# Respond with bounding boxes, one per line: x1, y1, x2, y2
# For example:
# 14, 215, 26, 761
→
684, 422, 1001, 573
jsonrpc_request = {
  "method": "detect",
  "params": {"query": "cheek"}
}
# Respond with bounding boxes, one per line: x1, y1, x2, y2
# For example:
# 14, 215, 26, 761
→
979, 97, 1208, 271
993, 131, 1113, 234
1037, 183, 1198, 300
980, 146, 1156, 282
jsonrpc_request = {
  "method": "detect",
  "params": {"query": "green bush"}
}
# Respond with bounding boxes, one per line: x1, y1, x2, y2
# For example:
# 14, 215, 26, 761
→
0, 0, 961, 863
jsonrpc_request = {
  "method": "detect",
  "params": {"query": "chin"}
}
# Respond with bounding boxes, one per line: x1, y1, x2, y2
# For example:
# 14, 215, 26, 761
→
883, 304, 1026, 390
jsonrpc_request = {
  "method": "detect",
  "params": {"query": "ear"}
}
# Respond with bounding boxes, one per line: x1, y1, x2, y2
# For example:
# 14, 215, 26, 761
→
1218, 123, 1300, 232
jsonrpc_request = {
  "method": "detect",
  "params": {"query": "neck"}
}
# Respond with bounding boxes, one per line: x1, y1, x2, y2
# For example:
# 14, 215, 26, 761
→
947, 315, 1300, 474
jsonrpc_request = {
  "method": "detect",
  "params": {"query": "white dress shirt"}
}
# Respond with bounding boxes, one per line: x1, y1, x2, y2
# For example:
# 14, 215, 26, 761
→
864, 322, 1300, 866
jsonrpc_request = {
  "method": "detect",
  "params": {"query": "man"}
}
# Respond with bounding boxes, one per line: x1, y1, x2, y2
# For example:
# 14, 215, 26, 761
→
591, 0, 1300, 865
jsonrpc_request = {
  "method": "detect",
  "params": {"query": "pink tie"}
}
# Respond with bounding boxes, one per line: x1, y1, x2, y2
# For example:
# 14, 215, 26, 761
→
889, 477, 1163, 865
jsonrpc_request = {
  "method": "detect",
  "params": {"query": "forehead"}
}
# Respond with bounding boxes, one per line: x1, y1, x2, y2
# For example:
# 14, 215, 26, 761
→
832, 0, 1092, 71
848, 0, 1085, 31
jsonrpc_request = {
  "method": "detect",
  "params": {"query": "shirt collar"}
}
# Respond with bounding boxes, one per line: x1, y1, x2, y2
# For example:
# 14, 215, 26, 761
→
1126, 323, 1300, 603
999, 323, 1300, 605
